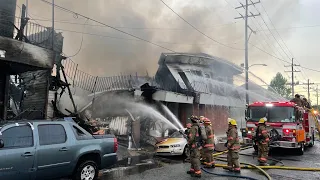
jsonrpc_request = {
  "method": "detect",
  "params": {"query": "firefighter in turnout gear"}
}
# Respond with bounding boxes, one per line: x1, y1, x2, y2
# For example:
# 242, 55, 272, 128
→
256, 117, 270, 165
223, 118, 241, 173
184, 123, 192, 162
186, 116, 202, 178
203, 118, 215, 168
199, 116, 205, 162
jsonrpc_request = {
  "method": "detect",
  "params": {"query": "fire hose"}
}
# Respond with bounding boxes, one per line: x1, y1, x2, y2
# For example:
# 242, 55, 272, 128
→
201, 166, 259, 180
213, 156, 272, 180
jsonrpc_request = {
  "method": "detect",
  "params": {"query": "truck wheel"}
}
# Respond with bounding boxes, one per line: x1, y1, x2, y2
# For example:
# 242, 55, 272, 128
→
253, 144, 258, 152
309, 133, 315, 147
73, 160, 99, 180
297, 143, 304, 155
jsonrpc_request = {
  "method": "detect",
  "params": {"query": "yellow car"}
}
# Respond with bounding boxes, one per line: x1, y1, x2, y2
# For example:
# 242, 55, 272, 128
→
155, 130, 188, 156
156, 130, 219, 156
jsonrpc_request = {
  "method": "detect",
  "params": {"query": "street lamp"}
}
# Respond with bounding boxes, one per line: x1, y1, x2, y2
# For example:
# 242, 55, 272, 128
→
240, 63, 268, 104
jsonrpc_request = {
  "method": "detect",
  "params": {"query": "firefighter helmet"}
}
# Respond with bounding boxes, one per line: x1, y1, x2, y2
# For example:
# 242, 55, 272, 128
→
228, 118, 237, 126
259, 117, 267, 124
203, 118, 211, 124
189, 115, 199, 122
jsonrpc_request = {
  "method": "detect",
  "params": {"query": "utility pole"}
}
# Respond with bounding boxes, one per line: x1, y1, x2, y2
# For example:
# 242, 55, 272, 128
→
300, 80, 315, 101
285, 58, 300, 97
235, 0, 260, 104
52, 0, 55, 50
316, 85, 319, 108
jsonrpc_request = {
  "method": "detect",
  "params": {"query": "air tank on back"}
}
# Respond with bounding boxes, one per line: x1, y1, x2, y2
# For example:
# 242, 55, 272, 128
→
0, 0, 17, 38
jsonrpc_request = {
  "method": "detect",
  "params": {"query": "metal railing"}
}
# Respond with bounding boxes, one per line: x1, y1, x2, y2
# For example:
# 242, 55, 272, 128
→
0, 16, 53, 48
62, 58, 158, 93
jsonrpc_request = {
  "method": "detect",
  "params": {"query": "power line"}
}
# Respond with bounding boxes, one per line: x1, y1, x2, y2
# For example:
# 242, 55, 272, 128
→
26, 18, 239, 31
64, 19, 88, 58
259, 1, 309, 82
159, 0, 243, 51
55, 28, 242, 46
250, 43, 320, 73
40, 0, 176, 53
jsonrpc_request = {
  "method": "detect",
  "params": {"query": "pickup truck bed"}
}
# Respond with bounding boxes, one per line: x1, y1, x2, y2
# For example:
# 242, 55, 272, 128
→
0, 119, 118, 180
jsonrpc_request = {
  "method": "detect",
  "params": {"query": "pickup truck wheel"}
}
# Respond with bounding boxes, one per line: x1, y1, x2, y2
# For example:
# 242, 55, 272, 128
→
73, 160, 98, 180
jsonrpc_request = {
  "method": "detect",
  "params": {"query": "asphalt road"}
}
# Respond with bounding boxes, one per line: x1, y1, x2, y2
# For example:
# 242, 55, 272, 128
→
108, 142, 320, 180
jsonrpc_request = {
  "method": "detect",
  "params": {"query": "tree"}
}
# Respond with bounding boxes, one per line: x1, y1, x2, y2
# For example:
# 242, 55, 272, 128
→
268, 72, 292, 99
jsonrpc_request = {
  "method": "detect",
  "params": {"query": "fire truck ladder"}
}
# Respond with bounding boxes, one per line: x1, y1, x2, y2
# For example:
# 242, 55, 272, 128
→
310, 109, 320, 138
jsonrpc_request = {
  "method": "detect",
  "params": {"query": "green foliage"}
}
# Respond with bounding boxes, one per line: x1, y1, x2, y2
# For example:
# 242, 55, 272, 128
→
268, 72, 292, 99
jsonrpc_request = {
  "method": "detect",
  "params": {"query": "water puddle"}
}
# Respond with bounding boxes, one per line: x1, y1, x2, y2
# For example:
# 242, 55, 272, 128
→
99, 155, 161, 180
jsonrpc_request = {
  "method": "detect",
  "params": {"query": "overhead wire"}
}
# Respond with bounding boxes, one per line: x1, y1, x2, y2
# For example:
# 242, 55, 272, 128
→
22, 17, 239, 31
224, 0, 291, 81
159, 0, 244, 51
55, 28, 242, 46
40, 0, 176, 53
64, 18, 88, 58
224, 0, 320, 75
254, 3, 306, 83
248, 12, 292, 79
40, 0, 320, 74
259, 1, 309, 82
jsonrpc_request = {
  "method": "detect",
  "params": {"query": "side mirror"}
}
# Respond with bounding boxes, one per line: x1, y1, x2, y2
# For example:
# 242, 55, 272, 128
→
0, 139, 4, 148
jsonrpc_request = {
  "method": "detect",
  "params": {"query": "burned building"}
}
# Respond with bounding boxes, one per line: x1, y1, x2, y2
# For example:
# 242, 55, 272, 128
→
0, 0, 61, 120
154, 53, 244, 135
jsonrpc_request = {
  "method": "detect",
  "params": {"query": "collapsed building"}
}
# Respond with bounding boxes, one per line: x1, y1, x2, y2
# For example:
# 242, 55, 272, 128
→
0, 0, 56, 120
80, 53, 254, 148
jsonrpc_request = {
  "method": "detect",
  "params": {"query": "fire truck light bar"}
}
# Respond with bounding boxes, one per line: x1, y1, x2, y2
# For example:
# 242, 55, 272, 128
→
265, 103, 273, 107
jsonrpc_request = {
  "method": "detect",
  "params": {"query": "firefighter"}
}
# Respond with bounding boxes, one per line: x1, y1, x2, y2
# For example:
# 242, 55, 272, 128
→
302, 98, 311, 110
203, 118, 215, 168
290, 94, 303, 107
199, 116, 205, 162
187, 115, 202, 178
184, 123, 192, 162
256, 117, 270, 165
223, 118, 241, 173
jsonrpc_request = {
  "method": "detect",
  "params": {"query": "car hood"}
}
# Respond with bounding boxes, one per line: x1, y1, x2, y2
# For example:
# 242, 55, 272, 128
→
156, 138, 186, 145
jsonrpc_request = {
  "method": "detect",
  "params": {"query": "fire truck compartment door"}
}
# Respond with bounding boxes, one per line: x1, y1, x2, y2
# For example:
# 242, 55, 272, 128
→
296, 129, 305, 142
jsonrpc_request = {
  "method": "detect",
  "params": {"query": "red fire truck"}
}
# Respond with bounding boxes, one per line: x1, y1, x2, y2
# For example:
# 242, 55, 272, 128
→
243, 101, 316, 155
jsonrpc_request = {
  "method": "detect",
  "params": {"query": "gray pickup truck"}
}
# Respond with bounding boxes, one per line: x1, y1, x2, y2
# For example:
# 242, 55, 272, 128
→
0, 119, 118, 180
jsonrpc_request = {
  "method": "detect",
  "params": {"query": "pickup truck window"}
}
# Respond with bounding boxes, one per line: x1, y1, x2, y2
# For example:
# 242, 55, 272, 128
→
71, 125, 94, 140
38, 124, 67, 145
0, 125, 33, 149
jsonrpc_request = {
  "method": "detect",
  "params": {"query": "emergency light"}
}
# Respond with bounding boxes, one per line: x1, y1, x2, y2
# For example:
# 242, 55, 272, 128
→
265, 103, 273, 107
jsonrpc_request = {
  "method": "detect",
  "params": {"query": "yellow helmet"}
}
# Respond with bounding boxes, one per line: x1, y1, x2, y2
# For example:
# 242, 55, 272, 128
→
259, 117, 267, 124
228, 118, 237, 126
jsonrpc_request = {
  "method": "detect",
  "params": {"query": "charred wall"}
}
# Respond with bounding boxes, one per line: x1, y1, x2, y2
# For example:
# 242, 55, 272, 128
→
19, 70, 50, 119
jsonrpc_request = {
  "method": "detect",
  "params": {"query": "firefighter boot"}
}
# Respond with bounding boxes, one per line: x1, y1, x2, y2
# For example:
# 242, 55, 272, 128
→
233, 167, 241, 173
187, 169, 194, 174
191, 171, 202, 178
223, 166, 233, 172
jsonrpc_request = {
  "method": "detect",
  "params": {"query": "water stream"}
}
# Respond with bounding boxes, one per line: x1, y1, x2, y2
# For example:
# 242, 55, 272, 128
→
160, 104, 184, 130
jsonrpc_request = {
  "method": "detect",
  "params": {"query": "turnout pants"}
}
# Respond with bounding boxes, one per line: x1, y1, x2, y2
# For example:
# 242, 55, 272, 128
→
190, 148, 201, 175
227, 150, 240, 170
203, 147, 214, 167
258, 143, 269, 163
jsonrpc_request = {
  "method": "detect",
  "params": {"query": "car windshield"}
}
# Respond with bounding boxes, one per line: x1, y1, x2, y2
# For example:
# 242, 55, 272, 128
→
248, 106, 295, 122
169, 131, 184, 138
249, 107, 267, 121
268, 107, 295, 122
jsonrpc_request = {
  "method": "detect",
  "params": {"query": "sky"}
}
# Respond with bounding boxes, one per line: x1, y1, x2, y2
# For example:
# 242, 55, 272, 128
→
15, 0, 320, 103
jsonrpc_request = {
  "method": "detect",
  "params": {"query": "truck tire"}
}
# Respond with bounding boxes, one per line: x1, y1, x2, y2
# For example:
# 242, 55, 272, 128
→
253, 144, 258, 152
73, 160, 99, 180
297, 143, 304, 155
309, 133, 315, 147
